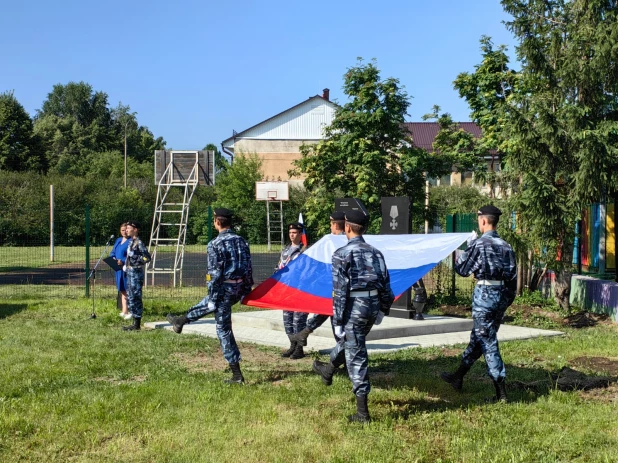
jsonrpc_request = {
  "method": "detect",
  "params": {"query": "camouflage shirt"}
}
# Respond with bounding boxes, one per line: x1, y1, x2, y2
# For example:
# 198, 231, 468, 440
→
278, 243, 304, 269
207, 229, 254, 302
331, 236, 394, 325
126, 237, 151, 269
455, 230, 517, 283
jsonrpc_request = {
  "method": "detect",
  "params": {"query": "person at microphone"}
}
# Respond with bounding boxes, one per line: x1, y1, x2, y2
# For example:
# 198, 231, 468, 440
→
109, 223, 131, 319
122, 221, 151, 331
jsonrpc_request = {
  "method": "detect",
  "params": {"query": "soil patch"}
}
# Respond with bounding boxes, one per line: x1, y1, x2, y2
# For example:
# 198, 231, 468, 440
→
169, 344, 312, 375
440, 348, 463, 357
579, 383, 618, 403
571, 356, 618, 376
170, 351, 229, 373
502, 304, 564, 324
437, 305, 470, 318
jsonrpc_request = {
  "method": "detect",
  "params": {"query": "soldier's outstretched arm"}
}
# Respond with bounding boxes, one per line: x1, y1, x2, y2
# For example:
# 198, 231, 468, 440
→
454, 242, 480, 277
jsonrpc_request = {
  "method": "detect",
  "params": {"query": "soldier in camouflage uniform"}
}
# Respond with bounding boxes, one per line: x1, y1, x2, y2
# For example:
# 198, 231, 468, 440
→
313, 210, 394, 423
122, 221, 152, 331
440, 205, 517, 402
166, 208, 254, 384
279, 223, 307, 359
290, 211, 346, 345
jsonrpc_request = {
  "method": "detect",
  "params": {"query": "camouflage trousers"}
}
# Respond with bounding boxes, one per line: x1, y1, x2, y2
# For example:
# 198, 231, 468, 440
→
283, 310, 308, 336
306, 314, 331, 332
186, 283, 244, 365
126, 267, 145, 319
329, 297, 379, 396
461, 285, 507, 381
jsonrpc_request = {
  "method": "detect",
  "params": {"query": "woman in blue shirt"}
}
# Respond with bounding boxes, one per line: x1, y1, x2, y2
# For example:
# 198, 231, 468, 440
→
110, 223, 131, 319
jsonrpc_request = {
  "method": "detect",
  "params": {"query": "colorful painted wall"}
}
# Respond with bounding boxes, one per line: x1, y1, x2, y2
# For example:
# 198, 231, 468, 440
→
577, 202, 616, 272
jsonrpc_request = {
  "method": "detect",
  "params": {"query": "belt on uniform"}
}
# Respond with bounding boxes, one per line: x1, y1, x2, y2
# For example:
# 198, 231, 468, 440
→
224, 279, 243, 284
349, 289, 378, 297
477, 280, 504, 286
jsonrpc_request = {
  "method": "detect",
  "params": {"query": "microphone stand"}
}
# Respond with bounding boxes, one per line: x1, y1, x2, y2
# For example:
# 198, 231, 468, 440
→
88, 235, 115, 319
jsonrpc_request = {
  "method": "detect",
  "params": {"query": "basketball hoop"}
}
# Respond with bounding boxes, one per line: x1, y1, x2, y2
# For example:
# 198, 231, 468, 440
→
256, 182, 289, 201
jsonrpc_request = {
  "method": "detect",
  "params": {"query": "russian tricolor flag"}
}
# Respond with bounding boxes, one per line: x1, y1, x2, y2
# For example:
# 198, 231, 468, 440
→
243, 233, 470, 315
298, 213, 308, 247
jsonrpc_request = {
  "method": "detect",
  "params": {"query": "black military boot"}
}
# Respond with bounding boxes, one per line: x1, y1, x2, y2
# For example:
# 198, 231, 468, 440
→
166, 313, 188, 334
289, 327, 312, 344
281, 337, 297, 358
348, 394, 371, 423
312, 360, 337, 386
289, 343, 305, 360
224, 363, 244, 384
439, 363, 471, 391
122, 317, 141, 331
491, 378, 508, 403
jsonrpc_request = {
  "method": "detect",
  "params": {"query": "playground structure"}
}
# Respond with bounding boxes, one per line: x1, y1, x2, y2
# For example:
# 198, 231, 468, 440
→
147, 150, 215, 286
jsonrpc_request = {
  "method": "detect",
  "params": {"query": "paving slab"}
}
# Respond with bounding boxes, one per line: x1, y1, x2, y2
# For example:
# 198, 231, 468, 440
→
146, 310, 563, 353
230, 310, 474, 340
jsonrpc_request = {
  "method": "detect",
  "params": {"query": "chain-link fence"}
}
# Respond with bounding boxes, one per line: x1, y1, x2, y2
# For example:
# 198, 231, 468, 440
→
0, 206, 474, 304
0, 217, 283, 302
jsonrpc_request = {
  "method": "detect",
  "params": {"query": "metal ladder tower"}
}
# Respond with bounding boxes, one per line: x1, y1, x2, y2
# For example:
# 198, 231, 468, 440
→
147, 151, 200, 286
266, 200, 284, 250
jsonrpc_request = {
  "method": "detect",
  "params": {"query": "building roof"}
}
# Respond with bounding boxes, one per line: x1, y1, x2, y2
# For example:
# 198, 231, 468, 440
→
221, 94, 336, 149
404, 122, 482, 151
221, 96, 485, 157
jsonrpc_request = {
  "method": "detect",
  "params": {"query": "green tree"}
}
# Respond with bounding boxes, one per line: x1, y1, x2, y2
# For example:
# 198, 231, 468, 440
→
456, 2, 618, 309
500, 0, 618, 309
453, 37, 538, 295
422, 105, 488, 188
428, 185, 488, 230
35, 82, 117, 168
214, 152, 265, 243
34, 83, 165, 175
453, 37, 520, 198
0, 91, 44, 172
291, 59, 476, 235
203, 143, 229, 176
133, 126, 165, 163
112, 103, 165, 165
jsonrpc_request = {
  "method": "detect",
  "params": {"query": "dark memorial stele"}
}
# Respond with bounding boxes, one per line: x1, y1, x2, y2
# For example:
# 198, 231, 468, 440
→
333, 197, 418, 319
380, 197, 414, 319
380, 197, 411, 235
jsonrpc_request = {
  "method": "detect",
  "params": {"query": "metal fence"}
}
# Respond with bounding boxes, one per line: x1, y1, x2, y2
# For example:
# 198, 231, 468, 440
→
0, 207, 473, 304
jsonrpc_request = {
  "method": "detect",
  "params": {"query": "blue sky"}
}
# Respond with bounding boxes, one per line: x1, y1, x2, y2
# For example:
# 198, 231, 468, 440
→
0, 0, 518, 150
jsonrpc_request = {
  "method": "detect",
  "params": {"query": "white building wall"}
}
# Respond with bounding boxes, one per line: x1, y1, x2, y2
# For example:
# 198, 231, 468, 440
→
239, 98, 336, 140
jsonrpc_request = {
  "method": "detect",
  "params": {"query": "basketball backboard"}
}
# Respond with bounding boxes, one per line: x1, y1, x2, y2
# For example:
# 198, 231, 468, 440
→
256, 181, 289, 201
154, 150, 215, 186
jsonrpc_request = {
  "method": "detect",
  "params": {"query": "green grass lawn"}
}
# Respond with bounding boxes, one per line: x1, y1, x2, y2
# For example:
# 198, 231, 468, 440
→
1, 296, 617, 462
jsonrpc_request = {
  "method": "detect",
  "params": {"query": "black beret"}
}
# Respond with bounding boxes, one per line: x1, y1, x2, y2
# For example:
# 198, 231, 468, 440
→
478, 205, 502, 216
214, 208, 233, 218
330, 211, 345, 221
288, 222, 304, 231
126, 220, 140, 230
345, 210, 369, 226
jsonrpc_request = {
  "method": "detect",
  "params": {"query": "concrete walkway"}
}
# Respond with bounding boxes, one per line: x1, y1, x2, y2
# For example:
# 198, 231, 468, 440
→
145, 310, 564, 353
